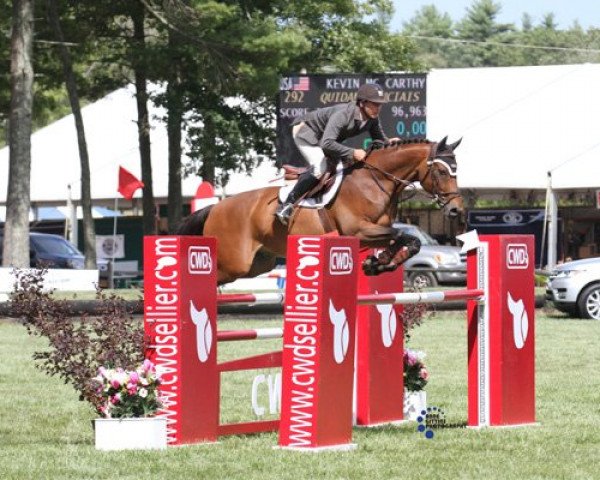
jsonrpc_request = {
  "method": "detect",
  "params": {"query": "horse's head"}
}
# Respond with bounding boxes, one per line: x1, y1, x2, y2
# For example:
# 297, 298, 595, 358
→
418, 137, 464, 219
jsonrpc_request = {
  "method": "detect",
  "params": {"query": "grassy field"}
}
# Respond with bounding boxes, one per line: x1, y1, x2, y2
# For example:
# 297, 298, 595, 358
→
0, 307, 598, 480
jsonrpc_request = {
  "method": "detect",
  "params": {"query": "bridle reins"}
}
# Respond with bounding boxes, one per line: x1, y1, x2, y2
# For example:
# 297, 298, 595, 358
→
359, 142, 462, 208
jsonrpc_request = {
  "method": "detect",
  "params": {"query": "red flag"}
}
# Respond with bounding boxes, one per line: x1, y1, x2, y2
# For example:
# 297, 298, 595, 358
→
118, 166, 144, 200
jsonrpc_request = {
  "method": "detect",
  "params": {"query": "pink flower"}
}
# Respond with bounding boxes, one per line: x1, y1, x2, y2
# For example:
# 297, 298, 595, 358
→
142, 359, 154, 372
420, 367, 429, 380
405, 350, 417, 367
110, 394, 121, 405
129, 371, 140, 384
110, 379, 121, 389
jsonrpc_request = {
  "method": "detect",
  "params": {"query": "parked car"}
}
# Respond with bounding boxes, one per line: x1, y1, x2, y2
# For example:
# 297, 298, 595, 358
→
392, 223, 466, 288
0, 232, 107, 272
546, 257, 600, 319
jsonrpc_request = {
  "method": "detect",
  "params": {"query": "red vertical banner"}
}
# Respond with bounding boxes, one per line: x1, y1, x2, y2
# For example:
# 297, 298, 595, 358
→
467, 234, 535, 427
144, 236, 219, 445
279, 235, 359, 450
355, 250, 405, 425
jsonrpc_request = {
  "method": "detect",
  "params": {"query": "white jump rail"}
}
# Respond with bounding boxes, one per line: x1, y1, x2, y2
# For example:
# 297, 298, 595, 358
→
356, 288, 484, 305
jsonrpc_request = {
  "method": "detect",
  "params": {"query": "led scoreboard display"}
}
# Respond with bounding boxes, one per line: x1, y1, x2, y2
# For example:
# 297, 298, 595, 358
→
276, 73, 427, 166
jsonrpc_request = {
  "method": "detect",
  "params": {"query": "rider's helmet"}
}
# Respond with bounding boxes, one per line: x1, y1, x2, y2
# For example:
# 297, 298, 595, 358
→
356, 83, 387, 104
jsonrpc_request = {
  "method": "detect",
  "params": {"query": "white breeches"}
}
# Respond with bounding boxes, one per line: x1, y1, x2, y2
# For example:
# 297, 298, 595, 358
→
292, 123, 327, 176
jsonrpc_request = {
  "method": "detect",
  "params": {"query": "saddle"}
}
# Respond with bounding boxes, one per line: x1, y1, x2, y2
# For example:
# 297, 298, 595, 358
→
281, 158, 340, 197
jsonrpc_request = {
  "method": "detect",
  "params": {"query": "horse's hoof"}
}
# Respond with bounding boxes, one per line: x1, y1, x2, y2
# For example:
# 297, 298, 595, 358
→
377, 251, 392, 265
362, 256, 379, 276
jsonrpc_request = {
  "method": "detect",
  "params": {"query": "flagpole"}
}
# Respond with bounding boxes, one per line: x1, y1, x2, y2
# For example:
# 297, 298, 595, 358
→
110, 196, 119, 289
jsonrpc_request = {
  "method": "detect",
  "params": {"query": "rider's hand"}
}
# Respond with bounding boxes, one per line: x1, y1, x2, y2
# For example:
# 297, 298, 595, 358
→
353, 149, 367, 161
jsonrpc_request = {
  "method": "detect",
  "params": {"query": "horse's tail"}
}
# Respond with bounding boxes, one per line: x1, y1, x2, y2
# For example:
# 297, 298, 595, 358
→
176, 205, 214, 236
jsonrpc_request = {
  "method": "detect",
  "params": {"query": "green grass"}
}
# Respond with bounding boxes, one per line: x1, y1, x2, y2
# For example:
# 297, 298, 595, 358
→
0, 308, 599, 480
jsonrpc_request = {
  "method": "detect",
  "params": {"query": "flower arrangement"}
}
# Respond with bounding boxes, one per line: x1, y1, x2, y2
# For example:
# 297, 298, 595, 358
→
404, 349, 429, 391
92, 359, 162, 418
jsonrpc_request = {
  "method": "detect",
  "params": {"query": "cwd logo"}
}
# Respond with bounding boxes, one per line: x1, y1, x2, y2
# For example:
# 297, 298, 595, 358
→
329, 247, 353, 275
188, 246, 212, 274
329, 300, 349, 364
506, 244, 529, 269
190, 301, 213, 362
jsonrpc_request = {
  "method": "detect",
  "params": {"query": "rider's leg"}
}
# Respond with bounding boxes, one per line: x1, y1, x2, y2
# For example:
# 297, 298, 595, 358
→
275, 124, 326, 225
275, 169, 320, 225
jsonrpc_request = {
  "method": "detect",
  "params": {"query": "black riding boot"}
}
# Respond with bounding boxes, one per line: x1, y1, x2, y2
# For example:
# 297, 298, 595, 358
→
275, 172, 319, 225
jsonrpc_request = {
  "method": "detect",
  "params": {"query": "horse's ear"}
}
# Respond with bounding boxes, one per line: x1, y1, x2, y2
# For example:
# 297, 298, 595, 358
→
449, 137, 462, 151
438, 136, 448, 150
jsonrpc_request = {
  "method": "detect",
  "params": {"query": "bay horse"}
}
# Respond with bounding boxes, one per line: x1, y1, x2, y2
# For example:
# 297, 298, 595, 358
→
177, 137, 464, 284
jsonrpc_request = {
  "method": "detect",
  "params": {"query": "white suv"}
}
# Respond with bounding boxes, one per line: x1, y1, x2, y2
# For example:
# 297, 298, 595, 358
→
546, 257, 600, 319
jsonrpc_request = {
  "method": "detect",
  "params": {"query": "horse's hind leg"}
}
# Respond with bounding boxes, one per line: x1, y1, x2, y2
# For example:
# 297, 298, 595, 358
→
246, 248, 278, 278
213, 235, 262, 284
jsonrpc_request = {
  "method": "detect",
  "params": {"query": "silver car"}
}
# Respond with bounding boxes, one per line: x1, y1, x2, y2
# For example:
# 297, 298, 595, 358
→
546, 257, 600, 319
393, 223, 466, 288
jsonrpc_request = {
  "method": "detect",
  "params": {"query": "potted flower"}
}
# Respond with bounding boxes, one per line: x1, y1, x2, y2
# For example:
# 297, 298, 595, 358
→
92, 359, 167, 450
403, 349, 429, 421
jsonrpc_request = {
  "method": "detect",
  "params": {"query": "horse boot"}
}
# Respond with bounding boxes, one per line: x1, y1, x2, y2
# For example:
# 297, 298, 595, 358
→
275, 171, 319, 225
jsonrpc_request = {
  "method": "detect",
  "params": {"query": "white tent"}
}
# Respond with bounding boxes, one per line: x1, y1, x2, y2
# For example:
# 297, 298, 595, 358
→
0, 85, 282, 205
427, 63, 600, 190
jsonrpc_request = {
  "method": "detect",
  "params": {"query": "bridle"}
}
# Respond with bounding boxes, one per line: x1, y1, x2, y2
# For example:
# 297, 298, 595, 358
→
358, 141, 462, 209
421, 146, 462, 209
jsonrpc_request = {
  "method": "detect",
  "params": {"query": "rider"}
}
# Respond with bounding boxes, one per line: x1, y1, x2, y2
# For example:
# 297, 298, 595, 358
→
275, 83, 395, 225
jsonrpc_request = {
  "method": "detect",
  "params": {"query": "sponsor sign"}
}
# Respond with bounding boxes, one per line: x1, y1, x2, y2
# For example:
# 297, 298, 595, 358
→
96, 234, 125, 259
279, 235, 359, 449
467, 235, 535, 427
144, 236, 219, 445
0, 267, 98, 294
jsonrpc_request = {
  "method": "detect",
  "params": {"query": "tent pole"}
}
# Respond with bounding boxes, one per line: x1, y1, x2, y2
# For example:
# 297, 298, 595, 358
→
546, 172, 558, 270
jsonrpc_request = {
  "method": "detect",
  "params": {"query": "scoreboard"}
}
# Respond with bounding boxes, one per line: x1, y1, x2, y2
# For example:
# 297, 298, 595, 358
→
276, 73, 427, 166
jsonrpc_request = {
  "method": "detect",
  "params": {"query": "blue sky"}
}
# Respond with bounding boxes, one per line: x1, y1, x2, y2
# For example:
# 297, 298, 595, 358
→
391, 1, 599, 31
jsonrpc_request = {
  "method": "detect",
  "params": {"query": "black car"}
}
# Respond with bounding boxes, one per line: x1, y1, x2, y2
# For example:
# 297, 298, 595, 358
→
0, 232, 85, 269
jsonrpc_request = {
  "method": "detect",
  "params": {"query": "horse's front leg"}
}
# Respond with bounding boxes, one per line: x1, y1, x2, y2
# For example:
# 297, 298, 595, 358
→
357, 225, 421, 276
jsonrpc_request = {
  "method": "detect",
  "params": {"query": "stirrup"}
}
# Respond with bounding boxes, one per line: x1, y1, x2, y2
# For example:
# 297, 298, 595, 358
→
275, 203, 294, 225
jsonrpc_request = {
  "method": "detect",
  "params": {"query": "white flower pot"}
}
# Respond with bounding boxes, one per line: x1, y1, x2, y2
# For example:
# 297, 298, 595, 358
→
94, 417, 167, 451
403, 390, 427, 421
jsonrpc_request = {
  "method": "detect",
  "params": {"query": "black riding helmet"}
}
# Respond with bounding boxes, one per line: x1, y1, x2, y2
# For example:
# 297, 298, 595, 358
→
356, 83, 387, 104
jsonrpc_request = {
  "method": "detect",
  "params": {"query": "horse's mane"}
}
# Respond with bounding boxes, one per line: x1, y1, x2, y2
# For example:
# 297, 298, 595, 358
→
366, 138, 433, 158
386, 138, 433, 149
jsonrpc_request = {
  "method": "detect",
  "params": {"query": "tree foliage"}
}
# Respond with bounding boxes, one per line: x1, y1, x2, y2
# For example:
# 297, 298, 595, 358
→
3, 0, 600, 236
401, 0, 600, 69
